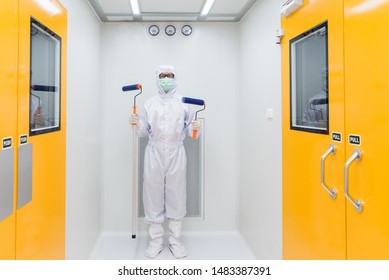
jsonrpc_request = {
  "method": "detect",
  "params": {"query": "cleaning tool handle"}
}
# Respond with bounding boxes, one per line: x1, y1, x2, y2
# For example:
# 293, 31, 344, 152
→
131, 106, 137, 126
122, 82, 142, 239
193, 130, 197, 139
122, 84, 142, 92
132, 125, 137, 239
182, 97, 205, 106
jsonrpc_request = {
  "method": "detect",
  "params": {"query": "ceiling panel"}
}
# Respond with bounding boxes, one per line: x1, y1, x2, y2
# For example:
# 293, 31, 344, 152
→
98, 0, 132, 13
207, 16, 237, 21
106, 15, 134, 21
142, 16, 199, 21
210, 0, 250, 14
87, 0, 259, 22
140, 0, 205, 13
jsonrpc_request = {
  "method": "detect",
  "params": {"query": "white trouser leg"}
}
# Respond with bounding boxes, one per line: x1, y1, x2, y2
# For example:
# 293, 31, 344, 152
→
165, 145, 187, 220
143, 145, 165, 224
145, 223, 164, 259
168, 219, 187, 259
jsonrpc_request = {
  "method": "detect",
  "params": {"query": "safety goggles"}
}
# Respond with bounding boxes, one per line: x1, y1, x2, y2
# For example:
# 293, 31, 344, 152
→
159, 72, 175, 79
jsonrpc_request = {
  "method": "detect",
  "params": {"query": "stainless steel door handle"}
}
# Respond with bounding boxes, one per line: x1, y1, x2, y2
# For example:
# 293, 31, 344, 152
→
321, 144, 337, 199
344, 149, 363, 212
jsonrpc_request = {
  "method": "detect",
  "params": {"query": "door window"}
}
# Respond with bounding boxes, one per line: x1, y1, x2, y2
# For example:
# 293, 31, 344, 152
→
290, 21, 329, 134
30, 18, 61, 136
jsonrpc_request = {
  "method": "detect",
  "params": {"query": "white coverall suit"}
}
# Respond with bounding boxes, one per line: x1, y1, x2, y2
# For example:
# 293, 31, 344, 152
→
135, 65, 198, 258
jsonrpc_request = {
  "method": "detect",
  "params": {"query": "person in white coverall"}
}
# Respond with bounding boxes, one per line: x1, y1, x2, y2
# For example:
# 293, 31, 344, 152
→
130, 65, 201, 259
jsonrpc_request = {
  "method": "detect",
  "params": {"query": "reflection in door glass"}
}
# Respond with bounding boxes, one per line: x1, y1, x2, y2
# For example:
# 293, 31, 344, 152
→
290, 21, 328, 134
30, 18, 61, 136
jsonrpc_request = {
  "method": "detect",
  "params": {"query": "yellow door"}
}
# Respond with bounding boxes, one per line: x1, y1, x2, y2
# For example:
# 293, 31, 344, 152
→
0, 0, 18, 260
282, 0, 346, 259
16, 0, 67, 259
344, 0, 389, 259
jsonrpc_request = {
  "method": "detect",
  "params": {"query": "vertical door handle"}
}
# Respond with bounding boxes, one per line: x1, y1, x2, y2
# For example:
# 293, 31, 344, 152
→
344, 149, 363, 212
321, 144, 337, 199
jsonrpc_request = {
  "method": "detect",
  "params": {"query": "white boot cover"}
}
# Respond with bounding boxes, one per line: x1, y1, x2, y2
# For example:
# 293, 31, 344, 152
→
168, 219, 187, 259
145, 223, 164, 259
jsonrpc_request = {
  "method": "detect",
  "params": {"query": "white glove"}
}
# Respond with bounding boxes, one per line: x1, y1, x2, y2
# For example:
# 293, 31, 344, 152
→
192, 119, 201, 130
129, 114, 139, 125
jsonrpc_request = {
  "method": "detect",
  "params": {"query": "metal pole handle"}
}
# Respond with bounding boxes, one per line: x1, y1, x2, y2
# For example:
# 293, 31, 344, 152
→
132, 125, 137, 238
321, 144, 337, 199
344, 149, 363, 212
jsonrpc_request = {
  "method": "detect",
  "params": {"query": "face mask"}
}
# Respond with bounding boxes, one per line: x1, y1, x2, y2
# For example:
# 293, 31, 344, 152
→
160, 77, 174, 92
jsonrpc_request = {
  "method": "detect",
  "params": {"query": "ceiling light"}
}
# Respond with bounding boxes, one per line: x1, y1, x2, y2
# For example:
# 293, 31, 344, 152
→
129, 0, 140, 16
201, 0, 215, 16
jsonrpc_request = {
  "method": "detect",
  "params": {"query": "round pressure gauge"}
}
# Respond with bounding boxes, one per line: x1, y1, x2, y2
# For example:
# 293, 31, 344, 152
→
165, 25, 176, 36
181, 25, 192, 36
148, 25, 160, 36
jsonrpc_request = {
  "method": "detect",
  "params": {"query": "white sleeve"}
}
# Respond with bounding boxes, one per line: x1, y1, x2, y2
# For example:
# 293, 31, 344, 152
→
136, 107, 150, 137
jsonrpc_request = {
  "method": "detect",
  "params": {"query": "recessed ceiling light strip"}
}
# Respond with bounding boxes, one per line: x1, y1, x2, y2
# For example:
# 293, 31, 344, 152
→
201, 0, 215, 17
129, 0, 140, 16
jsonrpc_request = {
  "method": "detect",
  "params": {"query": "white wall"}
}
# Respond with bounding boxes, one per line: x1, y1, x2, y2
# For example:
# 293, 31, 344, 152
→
62, 0, 103, 259
238, 0, 283, 259
100, 22, 240, 232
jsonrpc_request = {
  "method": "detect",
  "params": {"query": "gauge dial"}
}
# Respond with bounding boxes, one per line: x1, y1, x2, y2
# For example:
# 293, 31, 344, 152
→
181, 25, 192, 36
148, 25, 160, 36
165, 25, 176, 36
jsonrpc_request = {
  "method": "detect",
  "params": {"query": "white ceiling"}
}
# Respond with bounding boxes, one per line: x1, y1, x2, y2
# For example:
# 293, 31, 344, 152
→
87, 0, 258, 22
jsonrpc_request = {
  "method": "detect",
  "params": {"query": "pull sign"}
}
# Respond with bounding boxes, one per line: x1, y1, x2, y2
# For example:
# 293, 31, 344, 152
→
20, 135, 28, 145
2, 137, 12, 149
349, 134, 361, 146
332, 132, 342, 142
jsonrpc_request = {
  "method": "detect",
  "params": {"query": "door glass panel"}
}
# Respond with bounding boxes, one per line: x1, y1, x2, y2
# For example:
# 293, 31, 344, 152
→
30, 18, 61, 136
290, 21, 328, 134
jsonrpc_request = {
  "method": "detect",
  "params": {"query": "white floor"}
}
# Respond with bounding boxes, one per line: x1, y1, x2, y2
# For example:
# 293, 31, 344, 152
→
88, 231, 257, 260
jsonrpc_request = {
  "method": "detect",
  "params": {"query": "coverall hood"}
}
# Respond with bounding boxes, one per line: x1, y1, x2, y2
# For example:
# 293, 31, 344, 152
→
156, 65, 177, 98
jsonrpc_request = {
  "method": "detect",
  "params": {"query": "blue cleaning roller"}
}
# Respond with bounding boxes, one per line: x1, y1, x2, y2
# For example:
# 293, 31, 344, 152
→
122, 84, 142, 92
182, 97, 206, 139
182, 97, 205, 106
122, 84, 142, 114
